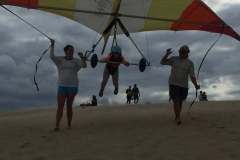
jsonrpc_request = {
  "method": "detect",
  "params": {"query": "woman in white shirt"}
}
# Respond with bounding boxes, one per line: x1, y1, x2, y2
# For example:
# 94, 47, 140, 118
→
50, 39, 87, 131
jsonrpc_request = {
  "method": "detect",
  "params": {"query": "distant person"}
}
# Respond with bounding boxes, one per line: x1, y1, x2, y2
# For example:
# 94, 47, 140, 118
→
202, 92, 208, 101
199, 91, 208, 101
199, 91, 203, 101
92, 95, 98, 106
99, 46, 130, 97
50, 39, 87, 131
126, 86, 132, 104
161, 45, 200, 125
132, 84, 140, 104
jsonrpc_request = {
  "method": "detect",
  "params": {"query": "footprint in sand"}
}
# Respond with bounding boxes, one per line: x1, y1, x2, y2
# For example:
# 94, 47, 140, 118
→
216, 126, 225, 129
33, 156, 46, 160
19, 142, 32, 149
40, 135, 52, 142
40, 135, 48, 139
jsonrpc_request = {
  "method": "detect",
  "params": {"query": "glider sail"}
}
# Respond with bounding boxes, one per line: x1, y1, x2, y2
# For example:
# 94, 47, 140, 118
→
1, 0, 240, 41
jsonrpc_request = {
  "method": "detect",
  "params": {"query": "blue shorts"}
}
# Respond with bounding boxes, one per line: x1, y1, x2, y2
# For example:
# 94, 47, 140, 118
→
58, 86, 78, 96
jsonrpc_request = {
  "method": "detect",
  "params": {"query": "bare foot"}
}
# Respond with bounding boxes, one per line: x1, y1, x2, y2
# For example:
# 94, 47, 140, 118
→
54, 127, 60, 132
99, 90, 103, 97
114, 88, 118, 95
175, 117, 182, 125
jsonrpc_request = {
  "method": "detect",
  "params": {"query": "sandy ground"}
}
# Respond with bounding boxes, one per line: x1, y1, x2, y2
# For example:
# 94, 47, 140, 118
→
0, 101, 240, 160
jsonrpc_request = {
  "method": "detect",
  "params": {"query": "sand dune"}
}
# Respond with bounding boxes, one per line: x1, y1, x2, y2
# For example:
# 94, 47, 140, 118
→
1, 101, 240, 160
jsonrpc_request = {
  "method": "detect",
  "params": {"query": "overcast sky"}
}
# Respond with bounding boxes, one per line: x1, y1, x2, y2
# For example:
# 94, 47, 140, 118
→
0, 0, 240, 110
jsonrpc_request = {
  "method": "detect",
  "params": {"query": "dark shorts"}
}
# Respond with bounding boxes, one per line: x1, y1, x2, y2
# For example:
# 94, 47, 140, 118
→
169, 85, 188, 101
133, 95, 139, 99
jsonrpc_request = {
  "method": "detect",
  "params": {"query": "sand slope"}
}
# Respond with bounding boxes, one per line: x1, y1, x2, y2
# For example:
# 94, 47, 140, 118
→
1, 101, 240, 160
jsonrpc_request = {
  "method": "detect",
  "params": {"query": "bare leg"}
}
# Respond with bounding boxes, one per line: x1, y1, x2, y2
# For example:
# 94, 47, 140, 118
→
66, 94, 75, 128
55, 95, 67, 131
179, 100, 183, 115
112, 71, 119, 95
134, 97, 137, 104
99, 67, 110, 97
127, 97, 130, 104
173, 99, 182, 125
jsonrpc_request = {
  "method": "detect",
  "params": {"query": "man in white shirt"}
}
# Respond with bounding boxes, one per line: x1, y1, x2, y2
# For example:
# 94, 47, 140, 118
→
50, 39, 87, 131
161, 45, 200, 125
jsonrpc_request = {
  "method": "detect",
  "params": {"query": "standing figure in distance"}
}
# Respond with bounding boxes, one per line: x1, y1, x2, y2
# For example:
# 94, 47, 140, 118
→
92, 95, 98, 106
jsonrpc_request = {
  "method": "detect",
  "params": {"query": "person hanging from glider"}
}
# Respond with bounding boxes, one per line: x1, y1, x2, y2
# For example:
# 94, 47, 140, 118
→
161, 45, 200, 125
49, 39, 87, 131
99, 45, 130, 97
132, 84, 140, 104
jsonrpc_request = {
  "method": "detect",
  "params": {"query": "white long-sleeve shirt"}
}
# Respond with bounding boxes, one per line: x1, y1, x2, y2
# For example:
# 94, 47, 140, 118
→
50, 47, 87, 87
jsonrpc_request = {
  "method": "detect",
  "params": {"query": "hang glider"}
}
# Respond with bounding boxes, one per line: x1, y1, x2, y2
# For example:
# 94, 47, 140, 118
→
1, 0, 240, 41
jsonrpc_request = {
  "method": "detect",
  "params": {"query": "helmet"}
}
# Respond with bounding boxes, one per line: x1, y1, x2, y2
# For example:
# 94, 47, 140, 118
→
111, 46, 122, 55
179, 45, 190, 53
